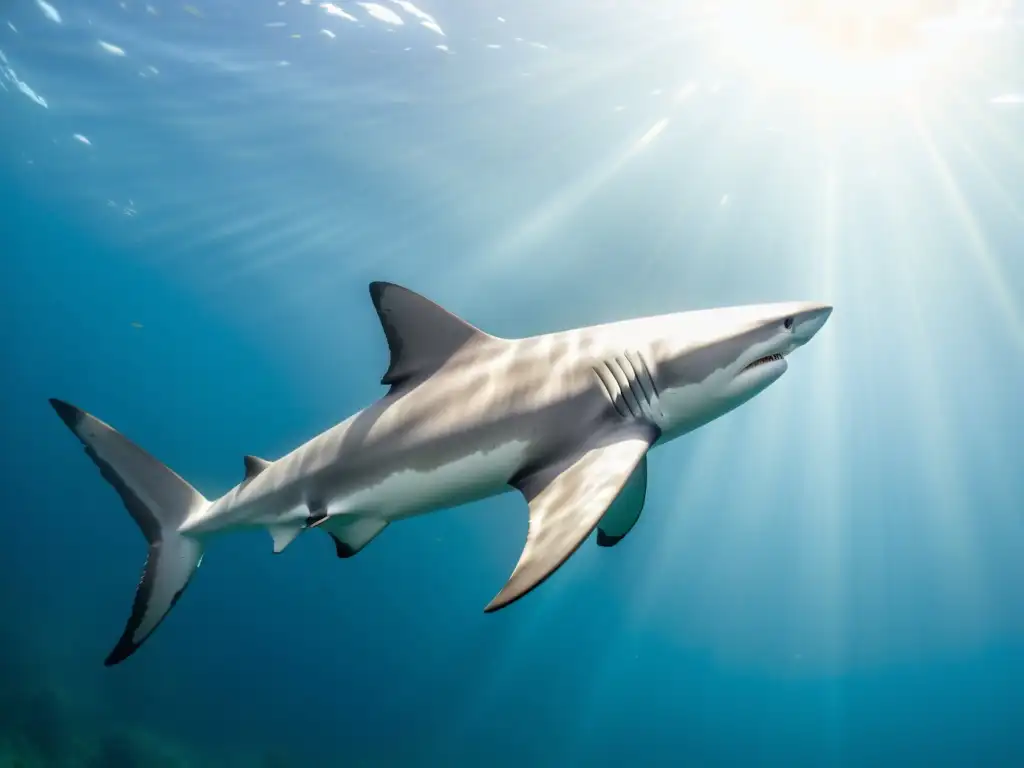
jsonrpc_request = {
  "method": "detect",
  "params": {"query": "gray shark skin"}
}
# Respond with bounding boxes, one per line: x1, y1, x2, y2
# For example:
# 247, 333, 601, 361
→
49, 282, 831, 665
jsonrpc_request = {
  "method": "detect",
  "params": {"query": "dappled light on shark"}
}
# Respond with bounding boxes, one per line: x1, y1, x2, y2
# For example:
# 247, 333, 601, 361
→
49, 282, 830, 665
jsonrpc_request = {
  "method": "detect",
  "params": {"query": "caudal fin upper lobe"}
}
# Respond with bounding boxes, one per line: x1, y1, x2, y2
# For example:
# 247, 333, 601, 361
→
49, 399, 208, 666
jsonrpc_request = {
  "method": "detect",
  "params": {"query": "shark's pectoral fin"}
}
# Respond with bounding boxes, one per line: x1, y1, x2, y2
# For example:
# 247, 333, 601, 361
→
596, 456, 648, 547
369, 281, 495, 390
485, 426, 655, 612
321, 516, 389, 558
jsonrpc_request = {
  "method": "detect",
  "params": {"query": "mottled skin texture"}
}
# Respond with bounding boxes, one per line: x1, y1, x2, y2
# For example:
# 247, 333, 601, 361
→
188, 298, 827, 525
182, 285, 831, 608
50, 282, 832, 664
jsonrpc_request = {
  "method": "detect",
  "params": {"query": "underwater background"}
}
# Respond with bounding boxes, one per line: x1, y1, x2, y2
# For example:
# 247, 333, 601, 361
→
3, 0, 1024, 765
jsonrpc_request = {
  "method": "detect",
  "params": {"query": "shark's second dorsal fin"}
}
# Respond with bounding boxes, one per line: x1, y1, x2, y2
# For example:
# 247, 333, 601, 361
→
243, 455, 271, 482
369, 281, 490, 389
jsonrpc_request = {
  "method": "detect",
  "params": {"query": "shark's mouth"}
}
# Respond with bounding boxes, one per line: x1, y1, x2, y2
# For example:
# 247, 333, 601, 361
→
742, 353, 785, 373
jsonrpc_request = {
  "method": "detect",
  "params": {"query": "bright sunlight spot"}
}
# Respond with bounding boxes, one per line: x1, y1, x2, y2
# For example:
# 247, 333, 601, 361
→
708, 0, 1002, 109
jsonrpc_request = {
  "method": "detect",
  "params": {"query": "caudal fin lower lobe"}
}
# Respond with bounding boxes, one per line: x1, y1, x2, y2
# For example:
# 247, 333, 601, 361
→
49, 399, 208, 666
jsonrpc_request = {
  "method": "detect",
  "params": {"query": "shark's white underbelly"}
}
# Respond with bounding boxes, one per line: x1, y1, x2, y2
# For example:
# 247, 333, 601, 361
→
326, 438, 532, 522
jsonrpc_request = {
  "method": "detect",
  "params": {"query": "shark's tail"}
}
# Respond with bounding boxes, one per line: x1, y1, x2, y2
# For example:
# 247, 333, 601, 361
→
48, 399, 209, 666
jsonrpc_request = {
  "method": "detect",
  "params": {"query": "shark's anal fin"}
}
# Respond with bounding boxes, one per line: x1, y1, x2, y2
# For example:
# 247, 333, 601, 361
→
369, 281, 492, 390
485, 426, 656, 612
243, 455, 271, 483
596, 456, 648, 547
321, 517, 389, 558
269, 500, 329, 554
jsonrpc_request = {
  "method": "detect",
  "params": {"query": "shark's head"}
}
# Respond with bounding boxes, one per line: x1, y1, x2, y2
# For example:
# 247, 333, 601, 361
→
647, 302, 832, 441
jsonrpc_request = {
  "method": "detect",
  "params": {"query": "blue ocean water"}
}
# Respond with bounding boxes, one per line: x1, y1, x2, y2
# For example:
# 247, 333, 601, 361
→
3, 1, 1024, 765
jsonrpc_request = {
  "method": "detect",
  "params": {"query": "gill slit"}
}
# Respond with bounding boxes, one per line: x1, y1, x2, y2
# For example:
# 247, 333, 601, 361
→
593, 350, 663, 424
607, 357, 644, 419
592, 363, 630, 419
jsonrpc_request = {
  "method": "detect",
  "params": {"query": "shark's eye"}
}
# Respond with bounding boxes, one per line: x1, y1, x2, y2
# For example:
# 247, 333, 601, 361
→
783, 317, 794, 330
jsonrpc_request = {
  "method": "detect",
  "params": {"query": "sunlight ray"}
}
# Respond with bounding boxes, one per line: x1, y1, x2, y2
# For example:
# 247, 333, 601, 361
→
634, 87, 791, 286
940, 102, 1024, 225
470, 120, 678, 280
426, 570, 599, 761
137, 195, 299, 255
696, 395, 792, 659
792, 149, 846, 671
945, 85, 1024, 168
586, 419, 741, 646
883, 164, 993, 643
910, 103, 1024, 350
626, 407, 745, 624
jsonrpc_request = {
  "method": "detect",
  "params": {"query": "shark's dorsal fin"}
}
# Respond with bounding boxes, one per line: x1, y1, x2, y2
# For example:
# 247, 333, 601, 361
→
369, 281, 489, 389
243, 455, 271, 482
485, 424, 656, 613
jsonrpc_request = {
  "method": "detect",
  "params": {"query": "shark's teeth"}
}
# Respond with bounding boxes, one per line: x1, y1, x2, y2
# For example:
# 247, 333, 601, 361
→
743, 353, 784, 372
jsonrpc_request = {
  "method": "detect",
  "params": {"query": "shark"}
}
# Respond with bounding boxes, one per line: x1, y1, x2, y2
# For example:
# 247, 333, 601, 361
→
49, 281, 832, 666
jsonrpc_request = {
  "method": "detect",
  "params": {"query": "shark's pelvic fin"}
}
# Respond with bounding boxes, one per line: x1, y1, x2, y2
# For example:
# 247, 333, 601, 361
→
242, 455, 271, 482
596, 456, 648, 547
485, 426, 656, 612
305, 498, 328, 528
47, 399, 208, 667
268, 522, 304, 553
321, 516, 389, 558
369, 281, 493, 390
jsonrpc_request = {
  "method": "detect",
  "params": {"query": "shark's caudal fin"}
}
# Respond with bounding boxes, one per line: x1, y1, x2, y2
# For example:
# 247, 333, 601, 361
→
48, 399, 209, 666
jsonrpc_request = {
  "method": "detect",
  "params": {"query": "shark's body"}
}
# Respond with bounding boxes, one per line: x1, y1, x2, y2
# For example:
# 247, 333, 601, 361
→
50, 282, 831, 665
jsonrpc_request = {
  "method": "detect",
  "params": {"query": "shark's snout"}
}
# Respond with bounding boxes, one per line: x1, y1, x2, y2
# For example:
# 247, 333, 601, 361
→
793, 304, 832, 343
